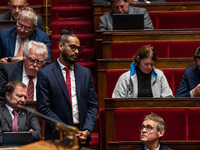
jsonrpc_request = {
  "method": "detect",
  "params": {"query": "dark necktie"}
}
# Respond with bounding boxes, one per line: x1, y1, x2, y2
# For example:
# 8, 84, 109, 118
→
12, 110, 18, 132
27, 76, 34, 100
64, 67, 72, 105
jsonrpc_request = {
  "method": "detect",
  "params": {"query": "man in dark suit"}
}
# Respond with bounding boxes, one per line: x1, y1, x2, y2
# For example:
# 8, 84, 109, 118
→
135, 113, 172, 150
0, 40, 48, 101
99, 0, 154, 30
175, 47, 200, 97
0, 0, 45, 31
0, 7, 51, 64
0, 81, 41, 144
36, 30, 98, 147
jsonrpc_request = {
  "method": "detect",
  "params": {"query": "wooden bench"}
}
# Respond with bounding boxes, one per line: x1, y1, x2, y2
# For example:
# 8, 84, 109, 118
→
100, 98, 200, 150
97, 58, 196, 109
93, 2, 200, 31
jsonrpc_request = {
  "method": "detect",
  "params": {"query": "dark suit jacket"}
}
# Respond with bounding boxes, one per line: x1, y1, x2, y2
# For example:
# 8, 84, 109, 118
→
36, 61, 98, 137
99, 6, 154, 30
175, 65, 200, 97
135, 145, 172, 150
0, 11, 45, 31
0, 104, 41, 144
0, 61, 23, 97
0, 26, 51, 61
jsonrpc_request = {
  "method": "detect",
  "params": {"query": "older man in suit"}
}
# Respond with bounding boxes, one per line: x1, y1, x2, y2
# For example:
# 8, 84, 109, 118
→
0, 7, 51, 64
0, 40, 48, 101
175, 47, 200, 97
36, 30, 98, 147
0, 0, 45, 31
135, 113, 172, 150
0, 81, 41, 145
99, 0, 154, 30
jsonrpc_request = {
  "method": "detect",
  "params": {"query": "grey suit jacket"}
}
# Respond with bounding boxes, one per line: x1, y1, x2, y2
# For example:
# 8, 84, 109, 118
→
0, 11, 45, 31
0, 104, 41, 144
0, 61, 23, 97
99, 6, 154, 30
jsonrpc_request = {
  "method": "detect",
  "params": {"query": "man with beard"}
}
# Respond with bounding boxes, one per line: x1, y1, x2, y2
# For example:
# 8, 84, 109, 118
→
175, 47, 200, 97
36, 30, 98, 147
135, 113, 172, 150
0, 81, 41, 144
0, 40, 48, 101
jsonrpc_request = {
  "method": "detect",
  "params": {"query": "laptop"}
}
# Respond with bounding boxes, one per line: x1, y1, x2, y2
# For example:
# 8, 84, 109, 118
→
113, 14, 144, 30
2, 131, 32, 146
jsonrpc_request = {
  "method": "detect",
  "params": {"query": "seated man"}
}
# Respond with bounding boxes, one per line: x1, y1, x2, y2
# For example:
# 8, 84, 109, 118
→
129, 0, 166, 3
99, 0, 154, 30
0, 40, 48, 101
0, 81, 41, 144
112, 45, 173, 98
0, 7, 51, 64
0, 0, 45, 31
175, 47, 200, 97
135, 113, 172, 150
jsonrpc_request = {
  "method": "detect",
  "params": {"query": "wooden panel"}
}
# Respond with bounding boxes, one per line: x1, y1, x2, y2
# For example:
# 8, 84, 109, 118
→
108, 141, 200, 150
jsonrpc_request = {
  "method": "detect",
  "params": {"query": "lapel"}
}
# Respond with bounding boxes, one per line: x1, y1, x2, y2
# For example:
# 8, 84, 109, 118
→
12, 61, 23, 81
9, 27, 17, 57
52, 61, 71, 104
18, 110, 26, 131
0, 104, 12, 130
74, 63, 81, 102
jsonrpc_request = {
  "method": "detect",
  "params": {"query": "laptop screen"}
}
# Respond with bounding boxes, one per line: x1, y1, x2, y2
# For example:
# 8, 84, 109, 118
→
113, 14, 144, 30
2, 131, 32, 146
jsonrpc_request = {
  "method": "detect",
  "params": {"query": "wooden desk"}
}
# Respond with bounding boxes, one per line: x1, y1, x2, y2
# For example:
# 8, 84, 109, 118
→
94, 2, 200, 31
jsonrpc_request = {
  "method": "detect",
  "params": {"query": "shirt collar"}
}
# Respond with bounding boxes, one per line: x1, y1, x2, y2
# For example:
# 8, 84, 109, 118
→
57, 58, 74, 70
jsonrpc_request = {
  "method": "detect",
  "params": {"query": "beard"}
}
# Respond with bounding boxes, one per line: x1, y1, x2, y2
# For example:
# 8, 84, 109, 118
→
62, 50, 78, 64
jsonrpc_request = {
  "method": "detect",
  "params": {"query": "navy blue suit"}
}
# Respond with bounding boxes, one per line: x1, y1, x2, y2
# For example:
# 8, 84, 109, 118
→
175, 65, 200, 97
135, 145, 172, 150
36, 60, 98, 137
0, 26, 51, 61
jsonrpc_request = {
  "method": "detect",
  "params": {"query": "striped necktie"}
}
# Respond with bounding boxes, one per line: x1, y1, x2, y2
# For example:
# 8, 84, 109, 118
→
27, 75, 34, 100
12, 110, 18, 132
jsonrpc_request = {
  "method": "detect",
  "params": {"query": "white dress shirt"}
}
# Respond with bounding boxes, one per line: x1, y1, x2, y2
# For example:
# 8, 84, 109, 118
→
57, 59, 79, 124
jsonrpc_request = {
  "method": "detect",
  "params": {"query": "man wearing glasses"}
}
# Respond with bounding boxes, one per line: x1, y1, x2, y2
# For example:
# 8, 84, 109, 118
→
0, 40, 48, 101
36, 30, 98, 147
135, 113, 172, 150
0, 0, 45, 31
0, 7, 51, 64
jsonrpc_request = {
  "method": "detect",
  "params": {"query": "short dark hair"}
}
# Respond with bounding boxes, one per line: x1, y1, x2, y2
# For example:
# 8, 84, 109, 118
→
58, 30, 78, 45
5, 81, 27, 95
193, 46, 200, 60
133, 45, 157, 66
144, 112, 166, 131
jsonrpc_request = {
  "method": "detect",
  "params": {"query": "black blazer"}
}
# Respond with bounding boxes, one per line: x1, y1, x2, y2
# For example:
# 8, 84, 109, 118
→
135, 145, 172, 150
0, 104, 41, 144
0, 61, 23, 97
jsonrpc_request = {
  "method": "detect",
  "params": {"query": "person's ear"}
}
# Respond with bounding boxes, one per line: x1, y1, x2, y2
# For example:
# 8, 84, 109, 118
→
25, 3, 29, 8
58, 42, 64, 52
5, 92, 10, 100
136, 55, 140, 63
158, 129, 165, 138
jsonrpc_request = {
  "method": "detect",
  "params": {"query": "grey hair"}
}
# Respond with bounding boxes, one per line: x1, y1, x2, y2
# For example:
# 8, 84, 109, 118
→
17, 7, 38, 26
23, 40, 48, 60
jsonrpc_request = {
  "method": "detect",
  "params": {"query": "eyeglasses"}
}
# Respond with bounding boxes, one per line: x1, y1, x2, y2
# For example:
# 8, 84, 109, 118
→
17, 22, 33, 32
68, 44, 83, 53
25, 55, 45, 65
139, 125, 155, 132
